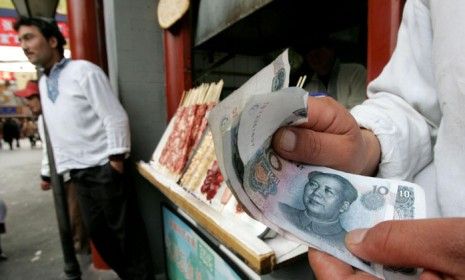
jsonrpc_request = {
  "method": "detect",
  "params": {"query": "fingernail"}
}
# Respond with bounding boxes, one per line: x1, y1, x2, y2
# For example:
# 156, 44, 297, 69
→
308, 91, 327, 98
279, 129, 296, 152
346, 228, 368, 245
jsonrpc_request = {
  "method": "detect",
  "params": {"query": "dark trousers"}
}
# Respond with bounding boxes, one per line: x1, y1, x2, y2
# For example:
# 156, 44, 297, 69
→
65, 180, 89, 254
70, 162, 153, 280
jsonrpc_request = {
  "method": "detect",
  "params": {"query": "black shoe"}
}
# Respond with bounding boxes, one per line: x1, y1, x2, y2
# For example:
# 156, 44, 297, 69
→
0, 253, 7, 261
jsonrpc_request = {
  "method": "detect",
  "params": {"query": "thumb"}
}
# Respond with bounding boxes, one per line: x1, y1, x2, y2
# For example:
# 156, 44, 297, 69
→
345, 219, 465, 276
271, 127, 357, 170
271, 96, 367, 173
273, 127, 350, 166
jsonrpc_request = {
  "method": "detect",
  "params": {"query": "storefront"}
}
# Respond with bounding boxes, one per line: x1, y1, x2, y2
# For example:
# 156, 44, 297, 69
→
62, 0, 406, 278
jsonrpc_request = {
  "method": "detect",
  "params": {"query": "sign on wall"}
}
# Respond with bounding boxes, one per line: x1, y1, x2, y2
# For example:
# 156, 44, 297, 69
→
0, 0, 69, 47
162, 206, 244, 280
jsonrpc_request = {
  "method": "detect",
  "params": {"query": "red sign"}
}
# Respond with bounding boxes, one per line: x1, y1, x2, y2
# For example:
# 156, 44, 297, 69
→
0, 17, 69, 47
0, 17, 17, 46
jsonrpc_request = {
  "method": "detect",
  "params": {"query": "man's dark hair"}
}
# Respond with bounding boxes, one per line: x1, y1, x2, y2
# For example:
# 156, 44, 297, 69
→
306, 171, 358, 203
293, 32, 336, 56
14, 17, 66, 56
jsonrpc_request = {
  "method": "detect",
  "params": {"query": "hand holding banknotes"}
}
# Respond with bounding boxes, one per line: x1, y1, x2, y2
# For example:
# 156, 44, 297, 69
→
308, 219, 465, 280
272, 96, 381, 176
210, 50, 428, 278
271, 97, 465, 279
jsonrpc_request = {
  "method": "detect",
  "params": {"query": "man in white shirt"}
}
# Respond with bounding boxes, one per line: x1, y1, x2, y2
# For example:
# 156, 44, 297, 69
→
15, 80, 90, 254
272, 1, 465, 278
14, 17, 153, 279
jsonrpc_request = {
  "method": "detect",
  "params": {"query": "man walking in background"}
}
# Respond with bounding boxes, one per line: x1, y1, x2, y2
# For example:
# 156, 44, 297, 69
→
14, 17, 153, 279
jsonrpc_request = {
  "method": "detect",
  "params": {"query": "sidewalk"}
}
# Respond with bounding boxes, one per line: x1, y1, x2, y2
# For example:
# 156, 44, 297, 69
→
0, 139, 119, 279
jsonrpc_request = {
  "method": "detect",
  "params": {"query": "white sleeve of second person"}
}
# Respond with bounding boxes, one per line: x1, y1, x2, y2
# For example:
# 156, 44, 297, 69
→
37, 115, 50, 177
79, 64, 130, 157
350, 0, 439, 181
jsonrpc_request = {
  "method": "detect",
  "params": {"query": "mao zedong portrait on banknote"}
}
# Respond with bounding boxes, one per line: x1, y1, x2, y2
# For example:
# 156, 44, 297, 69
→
279, 171, 357, 245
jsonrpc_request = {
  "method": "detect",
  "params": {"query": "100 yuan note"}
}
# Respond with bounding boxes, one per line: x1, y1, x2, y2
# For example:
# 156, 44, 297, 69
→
237, 88, 426, 278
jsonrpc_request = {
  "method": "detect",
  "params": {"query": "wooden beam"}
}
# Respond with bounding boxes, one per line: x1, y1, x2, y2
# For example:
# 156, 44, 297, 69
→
163, 15, 192, 121
367, 0, 405, 82
66, 0, 108, 73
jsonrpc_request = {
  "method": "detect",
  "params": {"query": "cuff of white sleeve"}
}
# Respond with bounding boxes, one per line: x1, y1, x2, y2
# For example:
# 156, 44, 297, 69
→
351, 105, 409, 180
107, 148, 130, 159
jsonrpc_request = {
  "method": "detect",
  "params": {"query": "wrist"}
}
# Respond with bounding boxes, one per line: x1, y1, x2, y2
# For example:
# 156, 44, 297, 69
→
109, 154, 125, 161
360, 129, 381, 176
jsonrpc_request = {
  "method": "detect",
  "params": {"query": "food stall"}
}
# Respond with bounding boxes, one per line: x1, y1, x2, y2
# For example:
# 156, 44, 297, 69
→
61, 0, 405, 277
138, 0, 402, 278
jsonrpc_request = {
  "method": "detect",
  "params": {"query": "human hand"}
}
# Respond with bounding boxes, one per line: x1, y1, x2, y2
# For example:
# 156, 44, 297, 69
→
109, 159, 124, 174
40, 180, 51, 191
308, 248, 374, 280
308, 218, 465, 279
272, 96, 380, 176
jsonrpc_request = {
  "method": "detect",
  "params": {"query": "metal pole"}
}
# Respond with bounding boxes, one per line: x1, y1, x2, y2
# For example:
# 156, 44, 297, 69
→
43, 120, 81, 280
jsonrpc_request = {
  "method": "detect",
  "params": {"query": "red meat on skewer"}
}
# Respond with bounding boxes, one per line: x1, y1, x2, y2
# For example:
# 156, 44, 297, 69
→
200, 161, 224, 201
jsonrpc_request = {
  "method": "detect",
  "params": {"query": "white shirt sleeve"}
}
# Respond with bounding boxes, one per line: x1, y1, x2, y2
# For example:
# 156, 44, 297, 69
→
351, 0, 439, 180
37, 115, 50, 178
79, 65, 131, 157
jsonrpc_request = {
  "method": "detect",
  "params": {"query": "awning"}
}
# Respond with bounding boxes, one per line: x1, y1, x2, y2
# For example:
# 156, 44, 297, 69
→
193, 0, 366, 55
194, 0, 273, 47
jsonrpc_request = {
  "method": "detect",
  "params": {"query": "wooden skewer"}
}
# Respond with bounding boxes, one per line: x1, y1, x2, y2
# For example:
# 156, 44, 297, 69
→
296, 76, 303, 88
178, 90, 187, 107
205, 83, 214, 103
183, 89, 191, 106
181, 79, 225, 107
197, 84, 206, 104
184, 89, 192, 106
216, 80, 224, 102
299, 75, 307, 88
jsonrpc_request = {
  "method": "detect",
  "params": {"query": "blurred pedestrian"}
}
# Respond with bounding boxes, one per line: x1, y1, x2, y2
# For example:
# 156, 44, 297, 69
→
0, 118, 4, 149
0, 198, 7, 261
22, 119, 38, 148
2, 118, 17, 150
12, 118, 20, 148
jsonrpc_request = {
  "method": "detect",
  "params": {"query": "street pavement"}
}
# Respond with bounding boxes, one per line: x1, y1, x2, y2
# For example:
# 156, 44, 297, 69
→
0, 139, 119, 280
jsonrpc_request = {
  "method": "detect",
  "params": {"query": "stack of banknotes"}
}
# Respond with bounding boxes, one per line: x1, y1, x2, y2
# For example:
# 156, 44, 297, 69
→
208, 50, 426, 279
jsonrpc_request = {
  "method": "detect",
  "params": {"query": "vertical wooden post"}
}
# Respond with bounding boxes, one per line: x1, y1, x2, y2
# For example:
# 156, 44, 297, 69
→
367, 0, 405, 82
66, 0, 108, 73
66, 0, 109, 270
163, 15, 192, 121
